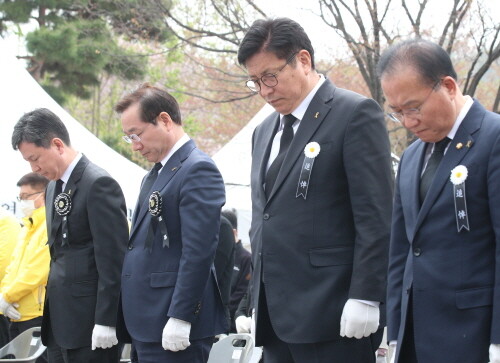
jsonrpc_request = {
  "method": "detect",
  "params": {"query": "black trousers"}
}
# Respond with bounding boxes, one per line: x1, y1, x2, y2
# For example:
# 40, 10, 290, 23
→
132, 337, 213, 363
0, 315, 9, 348
259, 284, 376, 363
46, 326, 120, 363
398, 292, 418, 363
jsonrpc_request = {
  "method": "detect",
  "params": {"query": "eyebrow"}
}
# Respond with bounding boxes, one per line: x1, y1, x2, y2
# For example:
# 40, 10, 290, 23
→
123, 127, 139, 134
388, 98, 420, 110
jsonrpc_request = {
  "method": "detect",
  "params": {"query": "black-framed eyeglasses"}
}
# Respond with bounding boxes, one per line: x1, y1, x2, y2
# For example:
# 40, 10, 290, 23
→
386, 79, 442, 123
122, 119, 155, 144
17, 191, 43, 201
245, 52, 299, 93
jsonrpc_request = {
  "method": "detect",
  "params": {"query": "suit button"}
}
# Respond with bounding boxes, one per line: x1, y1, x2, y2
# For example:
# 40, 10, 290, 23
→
263, 213, 269, 220
128, 244, 134, 250
413, 248, 421, 257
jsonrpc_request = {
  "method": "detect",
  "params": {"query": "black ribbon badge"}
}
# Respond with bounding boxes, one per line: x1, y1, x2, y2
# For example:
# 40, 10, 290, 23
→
145, 191, 169, 252
450, 165, 469, 232
296, 142, 321, 200
54, 191, 72, 246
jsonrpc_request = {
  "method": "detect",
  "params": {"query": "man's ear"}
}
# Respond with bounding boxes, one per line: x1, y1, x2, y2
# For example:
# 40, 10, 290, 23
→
158, 112, 173, 130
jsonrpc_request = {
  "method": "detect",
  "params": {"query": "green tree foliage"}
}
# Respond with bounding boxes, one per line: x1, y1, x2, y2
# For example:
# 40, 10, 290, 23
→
0, 0, 172, 103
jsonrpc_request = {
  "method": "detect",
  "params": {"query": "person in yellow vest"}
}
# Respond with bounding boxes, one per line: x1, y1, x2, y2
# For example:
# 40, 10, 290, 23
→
0, 206, 21, 347
0, 172, 49, 362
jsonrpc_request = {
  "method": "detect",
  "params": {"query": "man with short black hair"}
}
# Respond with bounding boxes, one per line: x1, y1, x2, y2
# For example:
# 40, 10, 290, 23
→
238, 17, 393, 363
12, 108, 129, 363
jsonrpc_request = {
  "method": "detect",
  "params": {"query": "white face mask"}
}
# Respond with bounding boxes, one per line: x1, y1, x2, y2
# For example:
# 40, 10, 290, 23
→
19, 199, 36, 218
19, 192, 42, 218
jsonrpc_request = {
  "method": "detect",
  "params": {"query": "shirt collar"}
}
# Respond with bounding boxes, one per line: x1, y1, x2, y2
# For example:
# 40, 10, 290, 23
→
158, 134, 191, 169
282, 74, 326, 123
447, 95, 473, 140
60, 152, 83, 185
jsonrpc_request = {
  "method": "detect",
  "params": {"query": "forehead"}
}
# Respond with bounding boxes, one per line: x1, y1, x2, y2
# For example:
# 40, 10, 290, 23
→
18, 142, 49, 159
381, 67, 428, 105
245, 51, 283, 77
19, 184, 37, 194
121, 103, 147, 133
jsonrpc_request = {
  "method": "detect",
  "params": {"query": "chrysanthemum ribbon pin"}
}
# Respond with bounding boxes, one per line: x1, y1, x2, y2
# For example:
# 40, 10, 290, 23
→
450, 165, 469, 232
296, 142, 320, 199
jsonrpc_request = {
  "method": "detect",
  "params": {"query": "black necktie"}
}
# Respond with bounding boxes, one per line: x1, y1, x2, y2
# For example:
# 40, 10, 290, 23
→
55, 179, 63, 196
420, 137, 450, 203
53, 179, 63, 219
265, 114, 296, 198
138, 162, 162, 207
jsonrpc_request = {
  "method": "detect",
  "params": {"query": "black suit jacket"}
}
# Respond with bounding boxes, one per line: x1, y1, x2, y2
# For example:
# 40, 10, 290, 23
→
250, 79, 393, 345
42, 155, 128, 349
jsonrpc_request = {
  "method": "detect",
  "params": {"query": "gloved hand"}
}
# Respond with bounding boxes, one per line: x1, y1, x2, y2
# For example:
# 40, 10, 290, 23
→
340, 299, 379, 339
389, 341, 397, 363
91, 324, 118, 350
235, 315, 252, 333
0, 296, 21, 320
490, 343, 500, 363
162, 318, 191, 351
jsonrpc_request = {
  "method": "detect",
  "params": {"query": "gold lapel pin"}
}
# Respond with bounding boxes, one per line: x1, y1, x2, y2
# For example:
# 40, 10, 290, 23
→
171, 167, 177, 171
314, 112, 319, 118
456, 143, 463, 150
466, 140, 473, 148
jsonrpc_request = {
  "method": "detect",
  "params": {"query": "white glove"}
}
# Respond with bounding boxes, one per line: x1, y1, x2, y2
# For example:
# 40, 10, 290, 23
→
389, 341, 397, 363
340, 299, 379, 339
0, 296, 21, 320
162, 318, 191, 351
91, 324, 118, 350
235, 315, 252, 333
490, 343, 500, 363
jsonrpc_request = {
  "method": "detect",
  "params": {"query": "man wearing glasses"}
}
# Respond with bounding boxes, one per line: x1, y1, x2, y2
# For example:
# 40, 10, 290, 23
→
11, 108, 129, 363
115, 84, 226, 363
0, 172, 50, 363
378, 39, 500, 363
238, 18, 393, 363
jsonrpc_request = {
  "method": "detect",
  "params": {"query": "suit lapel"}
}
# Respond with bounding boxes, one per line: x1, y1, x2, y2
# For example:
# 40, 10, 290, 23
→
257, 115, 280, 196
415, 102, 483, 232
266, 81, 334, 202
130, 140, 195, 238
46, 182, 55, 228
399, 141, 426, 240
49, 155, 89, 245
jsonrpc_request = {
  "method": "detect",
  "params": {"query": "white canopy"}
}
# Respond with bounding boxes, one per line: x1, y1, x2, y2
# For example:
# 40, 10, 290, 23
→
213, 104, 274, 247
0, 42, 146, 219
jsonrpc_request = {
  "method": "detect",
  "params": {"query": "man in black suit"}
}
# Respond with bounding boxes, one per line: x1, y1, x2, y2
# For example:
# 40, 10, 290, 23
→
12, 108, 129, 363
238, 18, 393, 363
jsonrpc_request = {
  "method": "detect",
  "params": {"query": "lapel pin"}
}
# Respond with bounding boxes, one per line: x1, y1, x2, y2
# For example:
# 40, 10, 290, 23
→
456, 143, 463, 150
171, 167, 177, 171
466, 140, 473, 148
314, 112, 319, 118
